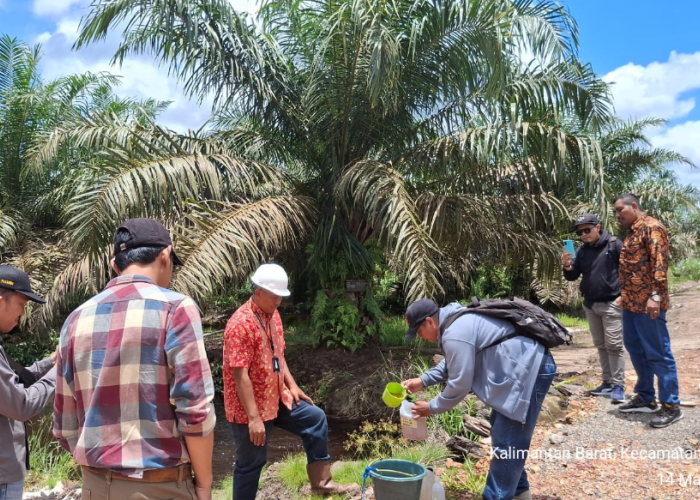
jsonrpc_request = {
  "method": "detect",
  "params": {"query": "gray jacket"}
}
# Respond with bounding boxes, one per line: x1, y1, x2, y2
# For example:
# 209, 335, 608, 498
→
420, 302, 547, 423
0, 344, 56, 484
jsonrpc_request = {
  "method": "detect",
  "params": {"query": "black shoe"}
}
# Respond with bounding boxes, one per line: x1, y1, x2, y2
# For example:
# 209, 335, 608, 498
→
650, 404, 683, 428
618, 394, 660, 413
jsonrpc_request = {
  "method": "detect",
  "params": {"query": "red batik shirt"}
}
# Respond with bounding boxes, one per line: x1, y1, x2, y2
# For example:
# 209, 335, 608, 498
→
223, 299, 293, 423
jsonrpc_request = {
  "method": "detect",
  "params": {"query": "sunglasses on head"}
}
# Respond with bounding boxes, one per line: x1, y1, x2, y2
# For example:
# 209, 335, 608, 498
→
576, 228, 594, 236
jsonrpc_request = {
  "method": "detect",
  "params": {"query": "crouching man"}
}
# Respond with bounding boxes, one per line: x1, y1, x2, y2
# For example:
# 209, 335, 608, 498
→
223, 264, 359, 500
402, 299, 555, 500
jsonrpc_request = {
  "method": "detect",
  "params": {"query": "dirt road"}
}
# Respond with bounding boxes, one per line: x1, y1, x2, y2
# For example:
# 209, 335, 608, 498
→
526, 282, 700, 500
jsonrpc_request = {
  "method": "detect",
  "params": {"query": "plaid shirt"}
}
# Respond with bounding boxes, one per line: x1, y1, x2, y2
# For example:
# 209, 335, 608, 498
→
53, 275, 215, 473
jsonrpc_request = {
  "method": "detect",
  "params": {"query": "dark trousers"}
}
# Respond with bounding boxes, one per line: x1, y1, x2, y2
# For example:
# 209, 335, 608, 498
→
483, 351, 556, 500
622, 310, 680, 405
230, 400, 330, 500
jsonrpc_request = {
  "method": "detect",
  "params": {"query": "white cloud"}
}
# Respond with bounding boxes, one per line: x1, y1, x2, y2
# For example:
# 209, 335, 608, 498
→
603, 51, 700, 121
36, 11, 213, 133
650, 121, 700, 184
33, 0, 83, 17
604, 52, 700, 187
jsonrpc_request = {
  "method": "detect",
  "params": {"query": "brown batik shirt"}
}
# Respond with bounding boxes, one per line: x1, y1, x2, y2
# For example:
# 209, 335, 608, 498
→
619, 215, 670, 313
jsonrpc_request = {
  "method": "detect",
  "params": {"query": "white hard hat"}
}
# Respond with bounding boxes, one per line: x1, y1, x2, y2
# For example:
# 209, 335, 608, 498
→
251, 264, 291, 297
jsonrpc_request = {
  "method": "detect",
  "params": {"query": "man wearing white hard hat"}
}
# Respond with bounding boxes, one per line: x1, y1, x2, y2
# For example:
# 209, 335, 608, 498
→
222, 264, 359, 500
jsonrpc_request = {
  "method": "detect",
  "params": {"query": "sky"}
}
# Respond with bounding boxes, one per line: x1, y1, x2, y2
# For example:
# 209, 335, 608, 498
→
1, 0, 699, 185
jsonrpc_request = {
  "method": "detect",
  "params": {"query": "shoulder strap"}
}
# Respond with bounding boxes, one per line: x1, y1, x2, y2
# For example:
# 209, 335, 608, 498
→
2, 349, 37, 388
438, 306, 522, 353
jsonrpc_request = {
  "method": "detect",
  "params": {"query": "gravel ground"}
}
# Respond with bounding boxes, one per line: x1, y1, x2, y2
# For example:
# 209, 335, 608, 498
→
526, 382, 700, 499
553, 395, 699, 454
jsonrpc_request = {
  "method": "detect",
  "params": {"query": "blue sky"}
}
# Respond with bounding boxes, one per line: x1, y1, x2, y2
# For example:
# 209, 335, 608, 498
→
1, 0, 699, 185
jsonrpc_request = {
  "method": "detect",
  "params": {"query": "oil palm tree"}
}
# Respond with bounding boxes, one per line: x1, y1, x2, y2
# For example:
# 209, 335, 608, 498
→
34, 0, 614, 338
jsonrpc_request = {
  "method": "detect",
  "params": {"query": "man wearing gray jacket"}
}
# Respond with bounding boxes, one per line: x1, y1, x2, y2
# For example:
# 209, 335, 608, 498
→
0, 266, 56, 500
402, 299, 556, 500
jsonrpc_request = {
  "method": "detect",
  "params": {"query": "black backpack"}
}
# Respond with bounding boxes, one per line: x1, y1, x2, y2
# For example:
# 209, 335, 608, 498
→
439, 297, 572, 350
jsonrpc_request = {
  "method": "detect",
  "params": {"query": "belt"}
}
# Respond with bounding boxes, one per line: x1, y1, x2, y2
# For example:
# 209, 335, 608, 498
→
83, 464, 192, 483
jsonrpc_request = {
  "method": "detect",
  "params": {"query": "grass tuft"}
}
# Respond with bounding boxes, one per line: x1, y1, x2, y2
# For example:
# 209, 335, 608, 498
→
555, 313, 588, 329
25, 412, 80, 490
380, 316, 409, 347
275, 442, 452, 500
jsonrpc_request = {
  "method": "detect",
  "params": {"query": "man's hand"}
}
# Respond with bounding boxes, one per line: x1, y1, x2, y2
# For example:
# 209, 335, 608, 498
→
646, 298, 661, 319
401, 378, 425, 396
50, 345, 59, 364
561, 248, 573, 269
195, 484, 212, 500
289, 385, 314, 406
614, 296, 622, 307
248, 417, 266, 446
411, 401, 431, 418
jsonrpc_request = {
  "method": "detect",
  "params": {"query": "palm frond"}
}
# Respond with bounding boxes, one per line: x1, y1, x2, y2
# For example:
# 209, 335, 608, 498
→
337, 160, 442, 302
172, 196, 318, 300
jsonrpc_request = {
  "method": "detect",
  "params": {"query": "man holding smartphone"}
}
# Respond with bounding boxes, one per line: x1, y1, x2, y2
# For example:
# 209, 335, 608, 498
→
562, 213, 626, 403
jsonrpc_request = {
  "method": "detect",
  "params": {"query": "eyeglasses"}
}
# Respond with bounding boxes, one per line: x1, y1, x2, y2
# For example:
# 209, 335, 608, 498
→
576, 228, 593, 236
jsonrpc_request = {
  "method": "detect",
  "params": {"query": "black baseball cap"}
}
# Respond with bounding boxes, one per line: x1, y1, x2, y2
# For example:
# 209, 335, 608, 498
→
0, 265, 46, 303
572, 213, 600, 229
114, 218, 184, 266
405, 298, 440, 340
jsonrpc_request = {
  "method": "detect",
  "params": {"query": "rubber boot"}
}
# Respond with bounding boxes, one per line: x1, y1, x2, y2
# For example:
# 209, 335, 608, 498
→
307, 460, 360, 495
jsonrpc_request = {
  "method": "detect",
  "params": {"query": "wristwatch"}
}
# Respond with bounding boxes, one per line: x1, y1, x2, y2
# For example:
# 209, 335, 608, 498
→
650, 292, 661, 302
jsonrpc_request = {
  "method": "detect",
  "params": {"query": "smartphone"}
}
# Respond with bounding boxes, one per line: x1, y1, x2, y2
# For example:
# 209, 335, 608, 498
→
564, 239, 575, 258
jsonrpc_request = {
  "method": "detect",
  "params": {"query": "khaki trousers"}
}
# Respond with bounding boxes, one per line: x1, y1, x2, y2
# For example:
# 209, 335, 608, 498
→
81, 467, 197, 500
583, 300, 625, 387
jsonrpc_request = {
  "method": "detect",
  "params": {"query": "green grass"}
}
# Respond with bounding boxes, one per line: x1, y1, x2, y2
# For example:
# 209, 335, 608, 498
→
553, 375, 579, 388
275, 441, 452, 499
25, 412, 80, 490
380, 316, 409, 347
441, 459, 488, 493
555, 313, 588, 329
671, 258, 700, 283
212, 475, 233, 500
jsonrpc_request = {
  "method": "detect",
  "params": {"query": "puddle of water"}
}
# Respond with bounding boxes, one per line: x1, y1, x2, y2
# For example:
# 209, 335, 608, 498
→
212, 401, 359, 484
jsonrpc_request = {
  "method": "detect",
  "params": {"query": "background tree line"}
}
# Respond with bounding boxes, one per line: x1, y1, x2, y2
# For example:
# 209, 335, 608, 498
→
1, 0, 698, 349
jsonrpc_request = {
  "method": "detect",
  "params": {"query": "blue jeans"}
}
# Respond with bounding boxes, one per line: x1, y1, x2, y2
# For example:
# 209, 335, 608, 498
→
230, 400, 331, 500
483, 351, 556, 500
622, 310, 680, 405
0, 481, 23, 500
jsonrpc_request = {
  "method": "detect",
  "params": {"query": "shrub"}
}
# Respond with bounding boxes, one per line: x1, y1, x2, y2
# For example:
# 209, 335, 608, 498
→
344, 419, 408, 458
26, 412, 80, 489
671, 258, 700, 282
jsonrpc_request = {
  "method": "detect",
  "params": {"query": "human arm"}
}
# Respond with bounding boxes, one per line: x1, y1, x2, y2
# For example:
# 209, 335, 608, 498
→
425, 339, 475, 415
24, 351, 55, 379
165, 298, 216, 491
184, 433, 214, 499
53, 323, 79, 452
232, 367, 266, 446
418, 358, 449, 387
646, 223, 669, 294
0, 349, 56, 422
283, 364, 313, 405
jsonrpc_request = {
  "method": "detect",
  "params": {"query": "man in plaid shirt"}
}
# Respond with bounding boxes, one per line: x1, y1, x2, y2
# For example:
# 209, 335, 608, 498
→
53, 219, 215, 500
